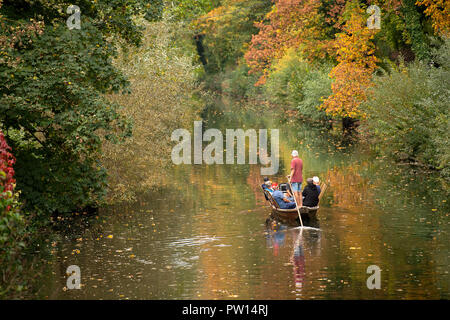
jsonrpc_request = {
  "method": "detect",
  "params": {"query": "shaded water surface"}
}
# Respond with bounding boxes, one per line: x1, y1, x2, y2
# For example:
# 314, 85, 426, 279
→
26, 100, 449, 299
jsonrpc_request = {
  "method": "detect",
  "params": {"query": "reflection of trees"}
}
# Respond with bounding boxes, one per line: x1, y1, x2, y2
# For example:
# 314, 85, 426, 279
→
326, 164, 373, 210
247, 165, 269, 205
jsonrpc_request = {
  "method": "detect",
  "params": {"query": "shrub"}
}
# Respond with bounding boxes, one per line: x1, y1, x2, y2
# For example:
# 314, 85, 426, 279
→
362, 39, 450, 178
264, 49, 332, 122
297, 65, 333, 122
221, 61, 262, 99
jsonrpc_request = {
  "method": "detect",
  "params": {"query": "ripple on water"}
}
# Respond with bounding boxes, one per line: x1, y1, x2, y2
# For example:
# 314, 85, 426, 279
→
167, 235, 222, 248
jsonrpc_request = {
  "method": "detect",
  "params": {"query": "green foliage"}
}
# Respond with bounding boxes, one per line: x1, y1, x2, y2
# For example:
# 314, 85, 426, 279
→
1, 19, 132, 213
0, 1, 162, 213
0, 190, 25, 259
1, 0, 164, 45
221, 60, 262, 98
196, 0, 272, 73
297, 65, 333, 122
0, 189, 28, 298
165, 0, 220, 22
402, 0, 431, 61
264, 50, 332, 122
362, 39, 450, 178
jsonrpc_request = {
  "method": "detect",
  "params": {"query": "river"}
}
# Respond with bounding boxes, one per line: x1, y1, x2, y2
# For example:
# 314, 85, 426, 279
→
24, 97, 449, 299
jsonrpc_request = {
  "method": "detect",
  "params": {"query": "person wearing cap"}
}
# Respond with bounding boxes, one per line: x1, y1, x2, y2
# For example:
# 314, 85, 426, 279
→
272, 183, 296, 209
262, 177, 270, 191
313, 176, 321, 194
264, 180, 274, 194
302, 178, 320, 207
288, 150, 303, 206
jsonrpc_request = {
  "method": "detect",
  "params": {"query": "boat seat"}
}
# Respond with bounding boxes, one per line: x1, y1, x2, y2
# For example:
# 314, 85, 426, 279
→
318, 182, 327, 201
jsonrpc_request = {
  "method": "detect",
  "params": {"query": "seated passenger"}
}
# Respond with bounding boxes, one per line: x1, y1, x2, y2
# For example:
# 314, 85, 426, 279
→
313, 176, 321, 194
272, 183, 296, 209
261, 177, 270, 190
262, 180, 274, 193
302, 178, 320, 207
280, 183, 294, 199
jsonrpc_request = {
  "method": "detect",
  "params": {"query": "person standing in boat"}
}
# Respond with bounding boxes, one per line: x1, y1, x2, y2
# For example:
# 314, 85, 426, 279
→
302, 178, 320, 207
288, 150, 303, 207
272, 183, 296, 209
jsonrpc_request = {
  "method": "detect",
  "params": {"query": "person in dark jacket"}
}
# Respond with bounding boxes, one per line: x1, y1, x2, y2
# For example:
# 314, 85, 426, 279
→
302, 178, 320, 207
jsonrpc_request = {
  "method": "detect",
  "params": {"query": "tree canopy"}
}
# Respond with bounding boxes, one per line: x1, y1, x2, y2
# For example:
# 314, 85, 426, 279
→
0, 0, 163, 213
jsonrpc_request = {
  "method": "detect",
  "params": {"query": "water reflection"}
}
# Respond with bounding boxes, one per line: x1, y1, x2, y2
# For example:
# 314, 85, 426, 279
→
291, 231, 305, 297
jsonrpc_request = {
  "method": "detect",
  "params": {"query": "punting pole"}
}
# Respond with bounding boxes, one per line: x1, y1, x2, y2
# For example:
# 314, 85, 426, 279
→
287, 175, 303, 228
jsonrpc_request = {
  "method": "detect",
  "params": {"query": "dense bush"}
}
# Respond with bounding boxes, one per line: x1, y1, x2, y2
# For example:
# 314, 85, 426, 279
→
221, 61, 263, 99
362, 39, 450, 178
264, 50, 332, 122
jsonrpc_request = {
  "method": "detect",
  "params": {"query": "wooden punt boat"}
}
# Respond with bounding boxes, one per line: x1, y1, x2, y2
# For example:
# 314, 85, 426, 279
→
271, 205, 319, 222
262, 187, 324, 223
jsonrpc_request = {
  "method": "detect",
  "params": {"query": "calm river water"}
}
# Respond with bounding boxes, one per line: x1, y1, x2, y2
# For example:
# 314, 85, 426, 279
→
25, 99, 449, 299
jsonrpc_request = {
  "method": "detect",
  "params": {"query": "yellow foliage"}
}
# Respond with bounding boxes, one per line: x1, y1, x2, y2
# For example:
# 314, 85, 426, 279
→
320, 1, 378, 118
416, 0, 450, 37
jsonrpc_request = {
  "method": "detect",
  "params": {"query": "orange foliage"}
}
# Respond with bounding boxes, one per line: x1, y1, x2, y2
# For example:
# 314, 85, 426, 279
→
416, 0, 450, 37
325, 0, 347, 27
244, 0, 332, 85
320, 1, 378, 118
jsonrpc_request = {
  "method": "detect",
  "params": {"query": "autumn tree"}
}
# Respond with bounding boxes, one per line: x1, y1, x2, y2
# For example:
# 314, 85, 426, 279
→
416, 0, 450, 37
245, 0, 333, 85
320, 1, 379, 119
